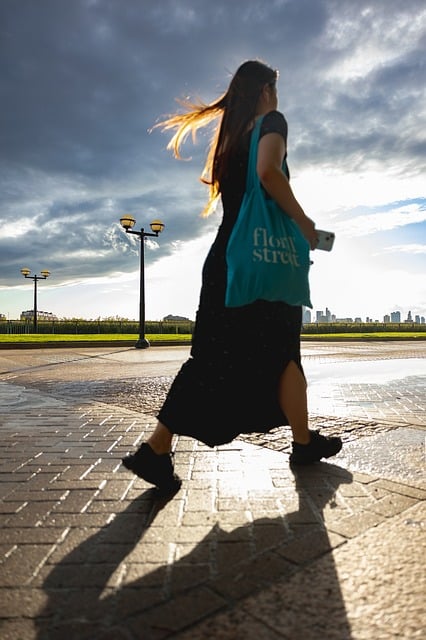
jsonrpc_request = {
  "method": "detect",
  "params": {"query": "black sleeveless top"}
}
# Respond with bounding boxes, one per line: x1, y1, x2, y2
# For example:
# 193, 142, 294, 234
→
219, 110, 288, 236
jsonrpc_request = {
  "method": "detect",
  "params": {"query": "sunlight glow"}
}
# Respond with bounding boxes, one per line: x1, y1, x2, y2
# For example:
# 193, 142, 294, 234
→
380, 244, 426, 255
335, 204, 426, 237
0, 217, 39, 239
292, 168, 426, 218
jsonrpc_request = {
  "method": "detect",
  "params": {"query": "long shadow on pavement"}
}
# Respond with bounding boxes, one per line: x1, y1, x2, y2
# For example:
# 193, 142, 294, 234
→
34, 463, 354, 640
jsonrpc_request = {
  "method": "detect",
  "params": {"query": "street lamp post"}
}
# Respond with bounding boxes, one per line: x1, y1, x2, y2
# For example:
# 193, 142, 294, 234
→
119, 215, 165, 349
20, 268, 51, 332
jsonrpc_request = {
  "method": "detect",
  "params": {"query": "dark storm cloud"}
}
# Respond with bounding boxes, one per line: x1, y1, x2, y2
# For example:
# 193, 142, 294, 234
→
0, 0, 424, 285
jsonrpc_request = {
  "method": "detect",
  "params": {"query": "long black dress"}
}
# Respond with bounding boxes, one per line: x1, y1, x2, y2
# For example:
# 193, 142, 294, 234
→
157, 110, 304, 447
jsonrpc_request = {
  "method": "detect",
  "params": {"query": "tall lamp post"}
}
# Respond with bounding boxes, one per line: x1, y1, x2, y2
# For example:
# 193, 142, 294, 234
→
119, 215, 165, 349
20, 268, 51, 332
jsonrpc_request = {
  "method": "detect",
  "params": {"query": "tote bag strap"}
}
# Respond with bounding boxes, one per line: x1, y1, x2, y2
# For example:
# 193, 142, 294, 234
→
246, 116, 264, 193
246, 114, 289, 193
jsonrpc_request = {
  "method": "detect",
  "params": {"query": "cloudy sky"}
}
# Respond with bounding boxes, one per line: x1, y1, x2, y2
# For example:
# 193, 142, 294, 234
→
1, 0, 425, 322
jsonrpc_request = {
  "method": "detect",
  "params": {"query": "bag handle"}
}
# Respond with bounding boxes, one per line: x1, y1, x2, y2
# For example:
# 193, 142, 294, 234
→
246, 116, 264, 193
246, 114, 288, 194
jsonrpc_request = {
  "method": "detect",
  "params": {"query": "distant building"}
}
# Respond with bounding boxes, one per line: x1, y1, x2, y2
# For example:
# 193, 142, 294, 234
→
316, 310, 330, 322
383, 314, 390, 323
0, 313, 6, 321
302, 308, 311, 324
405, 310, 413, 323
20, 310, 58, 321
163, 314, 191, 322
390, 311, 401, 323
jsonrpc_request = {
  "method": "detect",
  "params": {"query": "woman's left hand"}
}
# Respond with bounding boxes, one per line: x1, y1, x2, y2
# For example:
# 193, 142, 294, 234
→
298, 215, 318, 250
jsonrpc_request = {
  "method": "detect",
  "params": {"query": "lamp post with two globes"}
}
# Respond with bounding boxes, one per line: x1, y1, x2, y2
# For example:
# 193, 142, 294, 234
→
20, 268, 51, 332
119, 215, 165, 349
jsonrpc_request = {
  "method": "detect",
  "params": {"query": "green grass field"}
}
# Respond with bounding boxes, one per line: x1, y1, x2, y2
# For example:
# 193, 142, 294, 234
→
0, 331, 424, 345
300, 332, 425, 340
0, 334, 192, 344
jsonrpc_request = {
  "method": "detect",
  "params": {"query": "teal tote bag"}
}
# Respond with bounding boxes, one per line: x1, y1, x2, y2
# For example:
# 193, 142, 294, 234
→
225, 115, 312, 308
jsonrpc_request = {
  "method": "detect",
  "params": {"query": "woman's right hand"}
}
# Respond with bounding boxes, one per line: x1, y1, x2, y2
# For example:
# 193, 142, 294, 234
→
298, 215, 318, 250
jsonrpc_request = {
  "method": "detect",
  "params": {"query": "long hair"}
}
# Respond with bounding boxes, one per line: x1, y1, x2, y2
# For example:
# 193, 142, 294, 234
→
155, 60, 278, 217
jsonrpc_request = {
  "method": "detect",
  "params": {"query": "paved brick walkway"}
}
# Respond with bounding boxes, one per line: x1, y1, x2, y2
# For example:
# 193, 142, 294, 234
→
0, 344, 425, 639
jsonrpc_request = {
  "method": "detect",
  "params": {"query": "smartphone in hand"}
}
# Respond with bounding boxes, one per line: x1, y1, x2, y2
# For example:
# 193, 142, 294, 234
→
316, 230, 335, 251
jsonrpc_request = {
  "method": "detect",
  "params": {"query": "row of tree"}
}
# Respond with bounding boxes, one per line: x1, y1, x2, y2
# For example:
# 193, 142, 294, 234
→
1, 319, 425, 335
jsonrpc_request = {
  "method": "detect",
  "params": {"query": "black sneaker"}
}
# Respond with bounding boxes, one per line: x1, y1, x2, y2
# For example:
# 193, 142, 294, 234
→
290, 430, 343, 465
122, 443, 182, 494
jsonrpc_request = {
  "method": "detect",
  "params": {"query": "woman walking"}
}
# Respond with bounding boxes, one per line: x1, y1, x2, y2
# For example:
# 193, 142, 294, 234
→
123, 60, 342, 492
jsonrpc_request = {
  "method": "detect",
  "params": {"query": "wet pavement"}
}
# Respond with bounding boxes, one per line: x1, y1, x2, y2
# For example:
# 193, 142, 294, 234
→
0, 341, 425, 639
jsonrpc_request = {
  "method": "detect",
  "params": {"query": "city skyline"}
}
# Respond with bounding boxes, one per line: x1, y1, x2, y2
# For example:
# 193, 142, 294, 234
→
1, 1, 425, 322
303, 307, 425, 325
2, 304, 425, 325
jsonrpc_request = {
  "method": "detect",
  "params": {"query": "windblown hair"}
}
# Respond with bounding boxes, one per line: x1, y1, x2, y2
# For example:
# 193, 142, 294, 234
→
155, 60, 278, 217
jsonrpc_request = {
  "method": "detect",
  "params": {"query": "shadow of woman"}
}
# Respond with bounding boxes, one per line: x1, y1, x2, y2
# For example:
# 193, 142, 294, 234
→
35, 463, 354, 639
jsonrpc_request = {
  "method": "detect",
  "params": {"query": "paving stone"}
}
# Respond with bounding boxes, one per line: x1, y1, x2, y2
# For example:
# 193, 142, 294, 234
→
212, 550, 297, 602
41, 512, 112, 528
0, 586, 50, 618
173, 541, 211, 563
0, 618, 38, 640
371, 478, 426, 499
1, 544, 54, 587
0, 527, 68, 545
50, 489, 95, 513
173, 607, 286, 640
3, 490, 66, 503
366, 492, 417, 517
2, 501, 58, 528
326, 510, 386, 538
278, 528, 347, 565
127, 586, 227, 638
123, 561, 169, 587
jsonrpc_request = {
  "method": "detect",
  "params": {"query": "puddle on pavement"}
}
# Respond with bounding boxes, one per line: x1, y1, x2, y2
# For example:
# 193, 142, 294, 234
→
305, 357, 425, 385
334, 428, 425, 486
